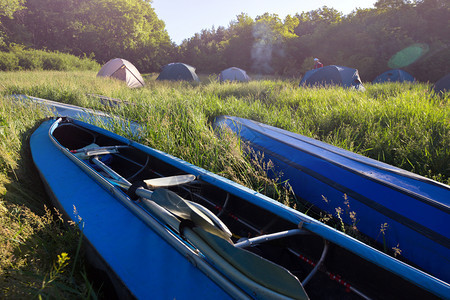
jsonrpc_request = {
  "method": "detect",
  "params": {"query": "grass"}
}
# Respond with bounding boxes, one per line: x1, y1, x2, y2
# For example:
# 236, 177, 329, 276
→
0, 70, 448, 297
0, 96, 98, 298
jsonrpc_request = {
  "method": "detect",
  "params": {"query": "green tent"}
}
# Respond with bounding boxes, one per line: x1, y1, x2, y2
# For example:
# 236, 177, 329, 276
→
156, 63, 200, 82
299, 65, 364, 90
218, 67, 250, 82
433, 73, 450, 96
373, 69, 415, 83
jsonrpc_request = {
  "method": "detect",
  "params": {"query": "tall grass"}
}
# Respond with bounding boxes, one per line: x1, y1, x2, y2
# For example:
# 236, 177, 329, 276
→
0, 70, 448, 297
1, 71, 448, 183
0, 96, 98, 298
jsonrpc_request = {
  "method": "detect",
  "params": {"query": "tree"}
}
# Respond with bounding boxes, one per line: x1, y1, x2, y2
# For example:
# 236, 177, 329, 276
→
221, 13, 254, 71
294, 6, 342, 36
2, 0, 174, 72
375, 0, 410, 9
0, 0, 25, 45
0, 0, 23, 18
251, 13, 299, 74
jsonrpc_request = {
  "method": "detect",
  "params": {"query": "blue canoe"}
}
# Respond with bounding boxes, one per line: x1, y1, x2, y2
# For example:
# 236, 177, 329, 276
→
30, 117, 449, 299
11, 94, 141, 135
214, 115, 450, 285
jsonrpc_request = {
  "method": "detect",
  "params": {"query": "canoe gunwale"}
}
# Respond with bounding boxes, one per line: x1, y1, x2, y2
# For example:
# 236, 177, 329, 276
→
223, 116, 450, 211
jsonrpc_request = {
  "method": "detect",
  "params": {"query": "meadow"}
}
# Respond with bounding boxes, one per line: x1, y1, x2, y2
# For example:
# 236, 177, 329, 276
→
0, 70, 448, 298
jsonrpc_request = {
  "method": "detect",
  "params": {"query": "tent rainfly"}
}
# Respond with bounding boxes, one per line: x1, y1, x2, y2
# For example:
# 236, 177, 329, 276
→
299, 65, 364, 90
433, 73, 450, 96
218, 67, 250, 82
97, 58, 145, 88
156, 63, 200, 82
373, 69, 415, 83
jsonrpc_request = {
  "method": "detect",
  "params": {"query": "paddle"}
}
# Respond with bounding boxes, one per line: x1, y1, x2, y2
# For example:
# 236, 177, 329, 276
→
88, 155, 231, 238
148, 188, 232, 240
142, 174, 196, 189
72, 144, 126, 159
140, 190, 308, 300
192, 227, 309, 300
79, 146, 196, 188
74, 148, 308, 299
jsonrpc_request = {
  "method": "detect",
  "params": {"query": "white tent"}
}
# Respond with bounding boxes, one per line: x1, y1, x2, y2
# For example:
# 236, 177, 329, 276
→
218, 67, 250, 82
97, 58, 145, 88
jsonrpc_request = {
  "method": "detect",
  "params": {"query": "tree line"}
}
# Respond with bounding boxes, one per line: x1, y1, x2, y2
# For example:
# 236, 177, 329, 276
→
0, 0, 175, 72
0, 0, 448, 81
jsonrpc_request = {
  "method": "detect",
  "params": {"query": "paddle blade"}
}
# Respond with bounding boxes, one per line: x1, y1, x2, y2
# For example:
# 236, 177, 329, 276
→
151, 188, 232, 240
143, 174, 196, 189
193, 227, 309, 300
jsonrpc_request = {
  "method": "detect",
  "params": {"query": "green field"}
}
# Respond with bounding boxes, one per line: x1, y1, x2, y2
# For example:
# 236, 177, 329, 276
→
0, 71, 449, 298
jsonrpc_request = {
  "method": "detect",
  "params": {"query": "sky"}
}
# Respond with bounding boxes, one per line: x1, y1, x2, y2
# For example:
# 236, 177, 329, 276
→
152, 0, 377, 45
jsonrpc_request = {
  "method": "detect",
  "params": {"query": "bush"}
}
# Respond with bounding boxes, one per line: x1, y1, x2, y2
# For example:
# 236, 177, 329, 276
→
0, 52, 19, 71
42, 54, 67, 71
17, 54, 43, 70
0, 47, 100, 71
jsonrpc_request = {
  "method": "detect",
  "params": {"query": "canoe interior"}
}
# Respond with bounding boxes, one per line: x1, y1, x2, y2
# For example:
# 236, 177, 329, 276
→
51, 121, 439, 300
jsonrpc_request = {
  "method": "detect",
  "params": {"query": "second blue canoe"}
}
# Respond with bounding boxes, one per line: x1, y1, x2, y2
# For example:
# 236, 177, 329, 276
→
214, 115, 450, 284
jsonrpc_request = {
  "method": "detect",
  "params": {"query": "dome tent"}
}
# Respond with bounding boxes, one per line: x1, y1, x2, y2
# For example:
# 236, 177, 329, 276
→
156, 63, 200, 82
218, 67, 250, 82
373, 69, 415, 83
299, 65, 364, 90
433, 73, 450, 96
97, 58, 144, 88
